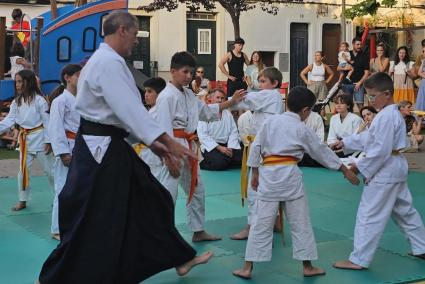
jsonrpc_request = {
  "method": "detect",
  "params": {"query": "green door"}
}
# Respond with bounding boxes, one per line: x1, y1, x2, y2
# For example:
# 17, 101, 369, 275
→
131, 16, 151, 77
187, 19, 216, 80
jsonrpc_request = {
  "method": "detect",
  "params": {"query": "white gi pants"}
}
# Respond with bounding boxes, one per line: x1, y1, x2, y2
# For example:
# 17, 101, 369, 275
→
51, 157, 69, 234
247, 169, 256, 226
18, 151, 54, 202
245, 196, 318, 262
350, 181, 425, 267
150, 158, 205, 232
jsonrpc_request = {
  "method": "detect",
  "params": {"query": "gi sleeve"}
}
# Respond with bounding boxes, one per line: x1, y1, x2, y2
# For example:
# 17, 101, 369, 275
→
49, 98, 70, 156
233, 92, 263, 112
247, 120, 265, 168
327, 115, 338, 145
302, 126, 342, 170
100, 60, 164, 146
356, 116, 394, 180
197, 99, 220, 122
227, 112, 241, 149
154, 91, 176, 137
342, 131, 368, 153
36, 96, 50, 143
197, 121, 218, 152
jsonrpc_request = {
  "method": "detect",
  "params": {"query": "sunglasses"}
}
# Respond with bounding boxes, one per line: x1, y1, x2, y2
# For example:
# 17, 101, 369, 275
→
365, 90, 391, 102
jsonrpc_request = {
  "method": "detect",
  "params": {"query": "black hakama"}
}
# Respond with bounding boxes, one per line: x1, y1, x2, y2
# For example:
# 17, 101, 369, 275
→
39, 120, 196, 284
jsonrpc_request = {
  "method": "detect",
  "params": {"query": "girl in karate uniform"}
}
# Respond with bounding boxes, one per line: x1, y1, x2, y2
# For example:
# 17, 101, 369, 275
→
0, 70, 54, 211
48, 64, 82, 240
327, 92, 362, 157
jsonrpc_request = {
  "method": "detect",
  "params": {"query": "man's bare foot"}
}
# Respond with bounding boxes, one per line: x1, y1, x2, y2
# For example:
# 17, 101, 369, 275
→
408, 252, 425, 260
232, 262, 253, 279
51, 234, 60, 241
192, 231, 221, 242
176, 251, 213, 276
303, 261, 326, 277
333, 260, 365, 270
230, 226, 250, 240
11, 201, 26, 211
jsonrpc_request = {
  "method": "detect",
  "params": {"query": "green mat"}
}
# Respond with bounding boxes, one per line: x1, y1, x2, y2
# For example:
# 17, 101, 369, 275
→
1, 168, 425, 284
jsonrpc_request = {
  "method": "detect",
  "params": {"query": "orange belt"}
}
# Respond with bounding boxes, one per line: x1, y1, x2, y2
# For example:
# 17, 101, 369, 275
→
18, 124, 44, 190
65, 130, 76, 140
263, 155, 298, 166
173, 129, 198, 205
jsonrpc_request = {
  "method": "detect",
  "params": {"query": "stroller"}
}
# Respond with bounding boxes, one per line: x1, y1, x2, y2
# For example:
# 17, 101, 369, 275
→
312, 81, 342, 113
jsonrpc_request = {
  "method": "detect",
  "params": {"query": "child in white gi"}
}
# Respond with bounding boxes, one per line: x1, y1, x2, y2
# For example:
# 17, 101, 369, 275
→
0, 70, 54, 211
149, 51, 245, 242
230, 67, 285, 240
48, 64, 82, 240
333, 72, 425, 270
232, 86, 359, 279
137, 77, 167, 169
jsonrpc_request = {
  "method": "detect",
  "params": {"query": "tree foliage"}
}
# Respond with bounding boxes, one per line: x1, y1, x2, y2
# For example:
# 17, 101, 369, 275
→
139, 0, 300, 38
345, 0, 398, 19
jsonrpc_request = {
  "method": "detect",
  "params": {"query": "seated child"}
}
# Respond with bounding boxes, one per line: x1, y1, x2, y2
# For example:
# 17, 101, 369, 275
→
232, 86, 359, 280
398, 100, 424, 152
327, 92, 362, 157
338, 42, 354, 83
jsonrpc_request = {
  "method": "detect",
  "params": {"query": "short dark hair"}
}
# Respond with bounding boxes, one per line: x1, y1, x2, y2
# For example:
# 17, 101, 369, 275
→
208, 88, 226, 97
394, 46, 410, 65
287, 86, 316, 113
359, 105, 378, 117
103, 10, 138, 36
364, 72, 394, 94
143, 77, 166, 94
333, 91, 354, 112
234, 37, 245, 45
258, 67, 282, 89
421, 38, 425, 47
352, 37, 362, 44
12, 8, 22, 21
170, 51, 196, 70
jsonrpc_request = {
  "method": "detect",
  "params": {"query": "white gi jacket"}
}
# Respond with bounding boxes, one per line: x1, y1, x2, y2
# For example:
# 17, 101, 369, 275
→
233, 89, 285, 136
343, 104, 408, 183
197, 109, 240, 152
49, 90, 80, 156
327, 112, 362, 145
75, 43, 164, 161
304, 111, 325, 142
0, 95, 49, 152
248, 112, 342, 201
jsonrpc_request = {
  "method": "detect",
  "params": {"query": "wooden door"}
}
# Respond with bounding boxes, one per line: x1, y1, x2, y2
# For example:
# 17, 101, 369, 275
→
322, 24, 341, 86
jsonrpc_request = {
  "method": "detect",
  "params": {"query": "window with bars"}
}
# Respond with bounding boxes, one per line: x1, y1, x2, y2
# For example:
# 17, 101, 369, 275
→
197, 29, 211, 54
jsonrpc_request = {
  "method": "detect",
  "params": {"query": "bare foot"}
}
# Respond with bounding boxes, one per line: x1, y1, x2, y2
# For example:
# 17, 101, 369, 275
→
232, 262, 253, 279
192, 231, 221, 242
333, 260, 365, 270
176, 251, 213, 276
51, 234, 60, 241
11, 201, 26, 211
230, 226, 250, 240
303, 265, 326, 277
274, 217, 282, 233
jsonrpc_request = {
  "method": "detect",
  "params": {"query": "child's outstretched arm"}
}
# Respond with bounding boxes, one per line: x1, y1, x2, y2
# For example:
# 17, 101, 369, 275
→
250, 167, 259, 191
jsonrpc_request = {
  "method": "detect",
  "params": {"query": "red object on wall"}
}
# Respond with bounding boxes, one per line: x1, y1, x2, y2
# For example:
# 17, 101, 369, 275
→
370, 34, 376, 59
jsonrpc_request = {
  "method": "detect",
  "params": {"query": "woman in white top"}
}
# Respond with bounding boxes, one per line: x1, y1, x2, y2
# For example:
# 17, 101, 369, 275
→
245, 51, 264, 92
6, 42, 31, 79
300, 51, 334, 101
389, 46, 416, 104
0, 69, 54, 211
327, 92, 362, 157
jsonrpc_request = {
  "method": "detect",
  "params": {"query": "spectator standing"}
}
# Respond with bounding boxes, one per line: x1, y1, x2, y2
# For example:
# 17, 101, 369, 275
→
370, 43, 390, 74
416, 43, 425, 112
218, 37, 249, 97
245, 51, 264, 92
10, 9, 31, 47
389, 46, 416, 104
338, 37, 370, 110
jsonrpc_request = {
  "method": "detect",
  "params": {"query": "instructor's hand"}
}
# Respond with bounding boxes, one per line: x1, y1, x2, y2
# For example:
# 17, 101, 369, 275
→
340, 165, 360, 185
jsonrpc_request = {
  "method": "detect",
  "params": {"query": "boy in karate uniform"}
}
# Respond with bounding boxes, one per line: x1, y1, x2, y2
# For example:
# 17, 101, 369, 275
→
230, 67, 285, 240
333, 72, 425, 270
197, 89, 242, 171
150, 51, 245, 242
233, 87, 359, 279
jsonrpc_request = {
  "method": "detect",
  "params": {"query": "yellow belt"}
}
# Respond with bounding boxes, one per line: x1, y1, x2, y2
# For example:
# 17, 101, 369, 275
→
133, 143, 147, 155
263, 155, 298, 166
19, 124, 44, 190
240, 135, 255, 207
